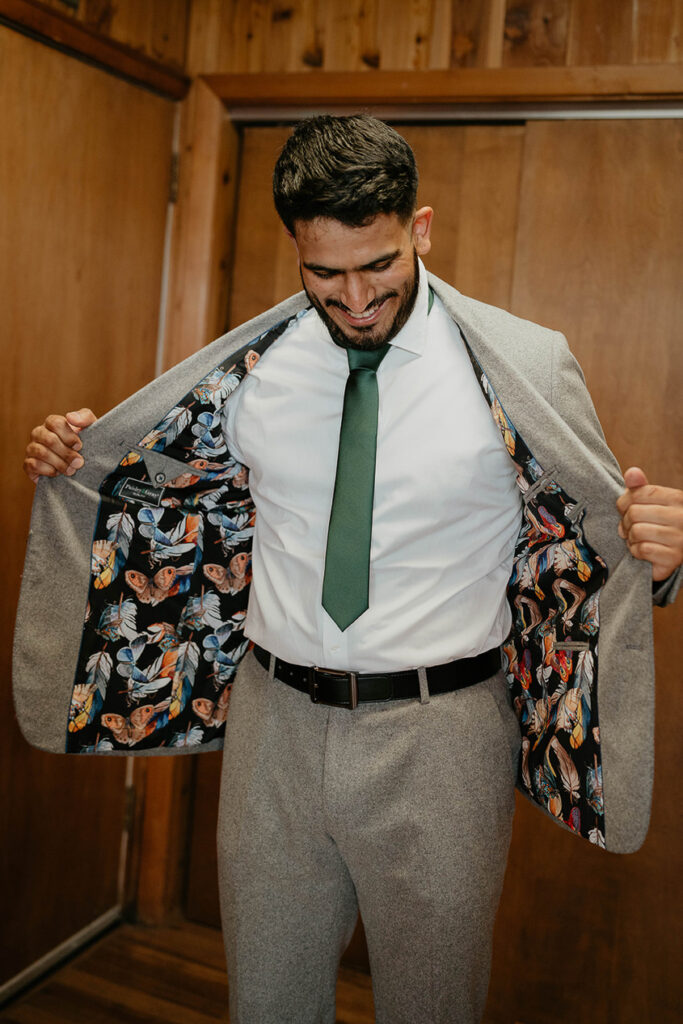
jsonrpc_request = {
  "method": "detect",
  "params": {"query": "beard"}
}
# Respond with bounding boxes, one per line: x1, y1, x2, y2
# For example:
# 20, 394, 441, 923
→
302, 248, 420, 351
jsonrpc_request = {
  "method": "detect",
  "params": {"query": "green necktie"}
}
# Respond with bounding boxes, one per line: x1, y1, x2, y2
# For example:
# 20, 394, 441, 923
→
322, 344, 390, 631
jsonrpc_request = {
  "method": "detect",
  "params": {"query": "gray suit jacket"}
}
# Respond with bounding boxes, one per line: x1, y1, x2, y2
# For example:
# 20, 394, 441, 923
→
13, 274, 680, 854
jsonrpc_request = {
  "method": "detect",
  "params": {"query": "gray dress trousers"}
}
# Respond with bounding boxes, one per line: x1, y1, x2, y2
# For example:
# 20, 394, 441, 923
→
217, 652, 521, 1024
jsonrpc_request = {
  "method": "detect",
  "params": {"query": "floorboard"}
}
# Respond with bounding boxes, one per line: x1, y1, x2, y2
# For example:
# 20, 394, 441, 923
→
0, 921, 375, 1024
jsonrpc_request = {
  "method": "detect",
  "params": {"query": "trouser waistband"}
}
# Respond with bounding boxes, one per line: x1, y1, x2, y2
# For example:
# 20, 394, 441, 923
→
253, 643, 501, 710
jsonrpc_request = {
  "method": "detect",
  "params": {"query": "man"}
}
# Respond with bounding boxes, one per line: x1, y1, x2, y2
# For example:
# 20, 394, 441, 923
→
18, 115, 683, 1023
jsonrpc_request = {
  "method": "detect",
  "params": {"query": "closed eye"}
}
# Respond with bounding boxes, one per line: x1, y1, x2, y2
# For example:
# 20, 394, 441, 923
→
310, 268, 339, 279
303, 250, 400, 278
310, 261, 393, 279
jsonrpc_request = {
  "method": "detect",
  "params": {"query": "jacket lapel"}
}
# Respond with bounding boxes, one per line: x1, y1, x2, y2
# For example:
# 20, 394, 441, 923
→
462, 334, 608, 847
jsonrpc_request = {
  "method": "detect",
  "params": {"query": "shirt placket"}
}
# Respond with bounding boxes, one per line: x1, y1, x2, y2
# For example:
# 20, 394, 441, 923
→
320, 608, 351, 669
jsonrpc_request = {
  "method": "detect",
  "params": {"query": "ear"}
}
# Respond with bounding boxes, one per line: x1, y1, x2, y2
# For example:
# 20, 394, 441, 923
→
412, 206, 433, 256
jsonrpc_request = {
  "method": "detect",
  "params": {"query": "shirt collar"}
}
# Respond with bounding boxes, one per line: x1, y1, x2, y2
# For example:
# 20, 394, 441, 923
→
388, 257, 430, 357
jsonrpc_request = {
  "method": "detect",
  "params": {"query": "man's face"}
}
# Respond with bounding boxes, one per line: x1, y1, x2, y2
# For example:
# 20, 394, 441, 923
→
291, 209, 433, 351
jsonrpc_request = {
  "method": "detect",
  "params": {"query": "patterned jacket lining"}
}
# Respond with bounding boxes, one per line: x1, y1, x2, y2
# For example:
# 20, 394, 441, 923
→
67, 310, 608, 845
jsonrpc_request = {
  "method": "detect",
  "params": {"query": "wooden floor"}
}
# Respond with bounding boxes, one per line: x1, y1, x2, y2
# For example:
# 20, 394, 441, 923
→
0, 921, 375, 1024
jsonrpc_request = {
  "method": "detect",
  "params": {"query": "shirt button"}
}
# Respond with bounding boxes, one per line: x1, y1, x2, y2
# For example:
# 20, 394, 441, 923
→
331, 645, 339, 653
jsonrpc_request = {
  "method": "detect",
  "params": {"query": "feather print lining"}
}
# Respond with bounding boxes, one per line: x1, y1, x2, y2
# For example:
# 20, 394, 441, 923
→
67, 309, 608, 846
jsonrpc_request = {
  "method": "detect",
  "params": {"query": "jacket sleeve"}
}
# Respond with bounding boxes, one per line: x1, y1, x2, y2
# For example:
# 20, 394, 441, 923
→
652, 570, 682, 606
549, 331, 681, 608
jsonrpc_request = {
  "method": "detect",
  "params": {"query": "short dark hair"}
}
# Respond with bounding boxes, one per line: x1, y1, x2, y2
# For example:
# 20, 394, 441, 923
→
272, 114, 418, 234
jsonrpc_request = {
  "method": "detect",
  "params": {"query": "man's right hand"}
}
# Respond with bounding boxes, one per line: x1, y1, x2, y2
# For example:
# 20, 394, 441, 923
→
23, 409, 98, 483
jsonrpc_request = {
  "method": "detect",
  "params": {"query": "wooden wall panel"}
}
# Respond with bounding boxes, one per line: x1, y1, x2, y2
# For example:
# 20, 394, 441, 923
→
16, 0, 683, 82
566, 0, 634, 66
317, 0, 374, 72
401, 123, 524, 309
510, 119, 683, 479
181, 0, 226, 73
486, 117, 683, 1024
634, 0, 683, 63
186, 0, 273, 75
375, 0, 443, 71
40, 0, 190, 67
503, 0, 571, 67
162, 78, 240, 369
268, 0, 321, 73
187, 0, 510, 74
0, 24, 174, 984
185, 752, 223, 925
450, 0, 503, 67
228, 125, 301, 328
186, 0, 683, 75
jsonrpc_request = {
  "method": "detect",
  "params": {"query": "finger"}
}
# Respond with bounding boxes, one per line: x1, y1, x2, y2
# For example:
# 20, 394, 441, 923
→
23, 455, 67, 482
28, 426, 83, 466
621, 502, 683, 532
625, 521, 683, 548
625, 540, 680, 580
24, 440, 83, 476
65, 408, 97, 432
25, 445, 83, 476
617, 483, 683, 514
37, 415, 84, 452
623, 466, 649, 489
616, 466, 650, 513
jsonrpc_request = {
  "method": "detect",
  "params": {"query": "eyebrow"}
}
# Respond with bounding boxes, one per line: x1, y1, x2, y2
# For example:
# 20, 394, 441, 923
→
302, 249, 402, 274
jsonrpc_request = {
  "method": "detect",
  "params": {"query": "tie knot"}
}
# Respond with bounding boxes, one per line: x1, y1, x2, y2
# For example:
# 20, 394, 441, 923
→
347, 344, 390, 373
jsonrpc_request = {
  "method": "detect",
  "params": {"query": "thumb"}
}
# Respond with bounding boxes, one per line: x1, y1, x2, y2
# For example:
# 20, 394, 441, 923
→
623, 466, 649, 490
65, 408, 97, 433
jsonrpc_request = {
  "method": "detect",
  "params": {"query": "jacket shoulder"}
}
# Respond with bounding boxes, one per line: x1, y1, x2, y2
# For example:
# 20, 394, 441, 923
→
428, 273, 564, 393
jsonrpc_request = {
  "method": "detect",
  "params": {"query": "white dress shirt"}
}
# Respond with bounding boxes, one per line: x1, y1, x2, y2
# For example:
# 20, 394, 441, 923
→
222, 261, 522, 671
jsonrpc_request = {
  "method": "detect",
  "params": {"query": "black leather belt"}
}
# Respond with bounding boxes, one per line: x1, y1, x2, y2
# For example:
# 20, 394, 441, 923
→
253, 643, 500, 710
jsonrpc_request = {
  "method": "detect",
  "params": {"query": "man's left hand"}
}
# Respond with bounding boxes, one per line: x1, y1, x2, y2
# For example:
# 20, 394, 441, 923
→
616, 467, 683, 582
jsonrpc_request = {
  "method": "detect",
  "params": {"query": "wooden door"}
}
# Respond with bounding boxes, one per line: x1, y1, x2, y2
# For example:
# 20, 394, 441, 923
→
0, 27, 174, 989
185, 121, 682, 1022
487, 118, 683, 1024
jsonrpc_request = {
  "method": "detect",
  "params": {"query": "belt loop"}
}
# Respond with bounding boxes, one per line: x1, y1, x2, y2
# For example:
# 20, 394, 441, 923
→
418, 666, 430, 704
268, 652, 276, 681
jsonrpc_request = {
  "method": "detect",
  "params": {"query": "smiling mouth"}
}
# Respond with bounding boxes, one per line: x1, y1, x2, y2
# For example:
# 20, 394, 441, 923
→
330, 296, 392, 328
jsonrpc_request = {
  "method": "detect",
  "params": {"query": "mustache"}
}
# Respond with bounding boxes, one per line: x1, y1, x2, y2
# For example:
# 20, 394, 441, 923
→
325, 293, 398, 313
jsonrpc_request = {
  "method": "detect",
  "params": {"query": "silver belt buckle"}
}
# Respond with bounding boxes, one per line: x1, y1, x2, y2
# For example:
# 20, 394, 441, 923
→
309, 667, 359, 710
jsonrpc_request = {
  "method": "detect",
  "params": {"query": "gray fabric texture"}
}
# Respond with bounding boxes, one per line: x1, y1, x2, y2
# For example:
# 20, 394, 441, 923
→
12, 274, 678, 851
653, 568, 682, 606
217, 652, 519, 1024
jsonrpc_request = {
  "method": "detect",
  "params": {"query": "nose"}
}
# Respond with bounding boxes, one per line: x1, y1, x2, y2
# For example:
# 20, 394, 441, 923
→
340, 273, 375, 312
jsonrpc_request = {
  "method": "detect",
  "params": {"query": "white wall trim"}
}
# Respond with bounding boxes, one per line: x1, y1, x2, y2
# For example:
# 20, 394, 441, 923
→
226, 101, 683, 123
0, 905, 122, 1007
154, 103, 182, 379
